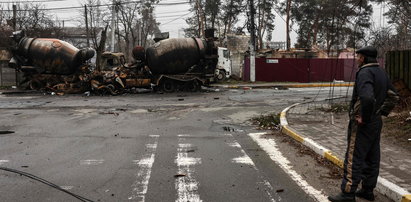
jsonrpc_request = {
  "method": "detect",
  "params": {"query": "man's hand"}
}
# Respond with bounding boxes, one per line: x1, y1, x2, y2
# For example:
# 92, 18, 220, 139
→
355, 115, 363, 125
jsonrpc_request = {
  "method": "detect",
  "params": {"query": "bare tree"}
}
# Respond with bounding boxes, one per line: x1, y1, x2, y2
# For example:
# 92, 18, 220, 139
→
0, 3, 63, 47
116, 0, 159, 60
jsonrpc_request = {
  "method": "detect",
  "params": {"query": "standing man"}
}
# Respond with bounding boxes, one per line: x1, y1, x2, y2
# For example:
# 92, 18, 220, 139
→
328, 46, 399, 202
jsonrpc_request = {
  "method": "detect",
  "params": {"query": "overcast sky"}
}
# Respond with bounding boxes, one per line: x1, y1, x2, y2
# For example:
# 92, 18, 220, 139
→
0, 0, 387, 47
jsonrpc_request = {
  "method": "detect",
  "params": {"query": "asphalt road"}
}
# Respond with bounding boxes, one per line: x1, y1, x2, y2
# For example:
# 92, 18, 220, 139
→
0, 87, 349, 202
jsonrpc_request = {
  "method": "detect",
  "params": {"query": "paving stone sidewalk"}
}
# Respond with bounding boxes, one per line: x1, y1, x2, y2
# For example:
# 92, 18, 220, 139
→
287, 107, 411, 193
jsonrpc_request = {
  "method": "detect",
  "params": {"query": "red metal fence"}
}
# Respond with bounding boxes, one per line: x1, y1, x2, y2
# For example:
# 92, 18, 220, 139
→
244, 58, 357, 82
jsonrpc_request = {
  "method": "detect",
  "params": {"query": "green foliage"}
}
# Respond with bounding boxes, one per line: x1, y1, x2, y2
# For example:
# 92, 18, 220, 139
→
280, 0, 373, 51
370, 0, 411, 50
256, 0, 276, 49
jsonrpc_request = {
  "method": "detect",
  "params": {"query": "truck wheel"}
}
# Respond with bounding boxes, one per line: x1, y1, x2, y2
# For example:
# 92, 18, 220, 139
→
161, 79, 175, 93
216, 70, 226, 81
185, 80, 200, 92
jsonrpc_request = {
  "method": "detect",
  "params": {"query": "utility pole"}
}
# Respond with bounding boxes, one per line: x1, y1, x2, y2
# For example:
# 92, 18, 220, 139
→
110, 0, 117, 52
85, 5, 90, 47
285, 0, 291, 51
249, 0, 256, 82
12, 4, 17, 30
12, 4, 18, 87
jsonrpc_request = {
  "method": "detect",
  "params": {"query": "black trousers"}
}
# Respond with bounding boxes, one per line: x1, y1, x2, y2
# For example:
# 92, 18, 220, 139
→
341, 116, 382, 193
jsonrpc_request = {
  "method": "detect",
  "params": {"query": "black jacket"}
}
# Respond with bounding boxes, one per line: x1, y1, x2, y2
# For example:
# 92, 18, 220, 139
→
349, 63, 398, 123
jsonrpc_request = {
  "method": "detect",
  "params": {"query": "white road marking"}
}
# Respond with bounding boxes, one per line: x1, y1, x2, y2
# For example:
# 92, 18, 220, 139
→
232, 155, 255, 166
79, 159, 104, 165
228, 140, 255, 166
249, 132, 329, 202
130, 109, 148, 114
128, 135, 159, 201
175, 139, 202, 202
226, 139, 276, 202
0, 160, 9, 165
177, 134, 191, 137
60, 186, 74, 190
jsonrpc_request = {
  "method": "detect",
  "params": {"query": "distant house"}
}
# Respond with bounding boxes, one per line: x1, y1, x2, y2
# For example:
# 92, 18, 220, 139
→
61, 27, 103, 49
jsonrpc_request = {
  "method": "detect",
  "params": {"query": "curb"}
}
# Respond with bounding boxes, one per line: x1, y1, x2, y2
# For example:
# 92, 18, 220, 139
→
280, 103, 411, 202
213, 83, 354, 89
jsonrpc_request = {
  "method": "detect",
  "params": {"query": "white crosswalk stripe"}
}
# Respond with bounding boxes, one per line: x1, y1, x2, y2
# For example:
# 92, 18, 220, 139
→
249, 132, 329, 202
128, 135, 159, 201
175, 135, 202, 202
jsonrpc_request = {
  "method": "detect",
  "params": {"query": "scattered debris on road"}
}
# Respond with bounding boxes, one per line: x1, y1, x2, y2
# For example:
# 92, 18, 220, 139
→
250, 113, 280, 130
174, 174, 186, 178
0, 131, 15, 135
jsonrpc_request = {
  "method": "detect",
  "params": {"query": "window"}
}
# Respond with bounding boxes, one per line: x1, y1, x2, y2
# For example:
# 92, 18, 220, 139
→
223, 50, 230, 58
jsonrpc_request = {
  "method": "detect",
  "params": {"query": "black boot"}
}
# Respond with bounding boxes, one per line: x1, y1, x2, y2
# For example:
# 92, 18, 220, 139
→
355, 189, 375, 201
328, 192, 356, 202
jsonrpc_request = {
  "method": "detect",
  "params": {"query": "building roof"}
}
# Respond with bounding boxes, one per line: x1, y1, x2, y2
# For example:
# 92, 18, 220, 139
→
61, 27, 104, 38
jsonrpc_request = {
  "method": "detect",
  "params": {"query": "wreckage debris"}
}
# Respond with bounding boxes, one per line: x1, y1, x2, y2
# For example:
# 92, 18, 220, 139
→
8, 30, 219, 95
0, 131, 15, 135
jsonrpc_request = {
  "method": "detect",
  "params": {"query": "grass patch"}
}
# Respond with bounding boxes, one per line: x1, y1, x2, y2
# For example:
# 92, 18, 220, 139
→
382, 106, 411, 151
250, 113, 281, 130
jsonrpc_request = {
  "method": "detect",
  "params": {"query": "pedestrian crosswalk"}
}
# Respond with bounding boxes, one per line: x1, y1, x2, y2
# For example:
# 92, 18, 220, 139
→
0, 133, 326, 202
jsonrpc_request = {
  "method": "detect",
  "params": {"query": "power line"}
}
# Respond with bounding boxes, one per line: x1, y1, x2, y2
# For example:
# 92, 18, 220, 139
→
0, 1, 190, 11
161, 11, 193, 25
155, 9, 190, 15
156, 12, 192, 19
0, 0, 69, 3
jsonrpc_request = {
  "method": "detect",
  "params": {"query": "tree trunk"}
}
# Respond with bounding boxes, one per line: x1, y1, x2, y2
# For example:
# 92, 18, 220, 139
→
96, 25, 108, 71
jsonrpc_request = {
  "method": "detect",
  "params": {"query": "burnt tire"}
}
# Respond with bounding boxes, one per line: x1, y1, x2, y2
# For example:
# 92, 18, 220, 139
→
161, 79, 176, 93
216, 70, 226, 81
185, 80, 201, 92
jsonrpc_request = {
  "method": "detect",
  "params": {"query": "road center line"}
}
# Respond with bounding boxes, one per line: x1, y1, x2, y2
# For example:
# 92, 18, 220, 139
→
249, 132, 328, 202
79, 159, 104, 165
128, 135, 159, 201
175, 139, 202, 202
0, 160, 10, 165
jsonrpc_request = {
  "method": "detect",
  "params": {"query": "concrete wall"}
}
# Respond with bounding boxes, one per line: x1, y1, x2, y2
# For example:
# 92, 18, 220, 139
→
0, 49, 16, 86
0, 60, 16, 86
226, 34, 250, 79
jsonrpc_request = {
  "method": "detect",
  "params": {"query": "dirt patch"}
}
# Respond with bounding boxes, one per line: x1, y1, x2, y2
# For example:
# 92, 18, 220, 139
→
265, 130, 392, 202
382, 107, 411, 152
270, 130, 343, 180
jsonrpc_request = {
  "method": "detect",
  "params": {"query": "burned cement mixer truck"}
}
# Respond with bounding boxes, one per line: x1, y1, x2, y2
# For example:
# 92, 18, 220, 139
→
8, 30, 95, 93
8, 30, 219, 94
131, 35, 218, 92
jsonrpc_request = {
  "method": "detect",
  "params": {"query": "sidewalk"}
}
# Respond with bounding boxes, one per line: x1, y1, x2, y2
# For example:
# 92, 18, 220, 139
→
284, 105, 411, 202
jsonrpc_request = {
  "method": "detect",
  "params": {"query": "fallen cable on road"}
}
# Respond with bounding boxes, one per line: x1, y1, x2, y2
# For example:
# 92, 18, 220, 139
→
0, 167, 94, 202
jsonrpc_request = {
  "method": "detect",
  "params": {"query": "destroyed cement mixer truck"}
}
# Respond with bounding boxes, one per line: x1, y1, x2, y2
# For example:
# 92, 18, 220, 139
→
8, 30, 220, 94
131, 36, 218, 92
